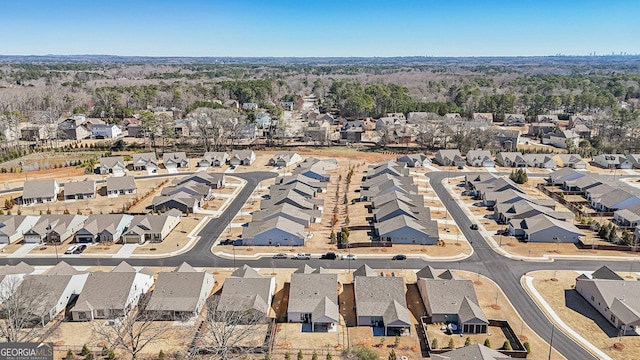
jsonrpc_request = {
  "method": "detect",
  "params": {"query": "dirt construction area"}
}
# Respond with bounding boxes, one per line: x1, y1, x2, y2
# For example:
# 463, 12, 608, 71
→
526, 270, 640, 360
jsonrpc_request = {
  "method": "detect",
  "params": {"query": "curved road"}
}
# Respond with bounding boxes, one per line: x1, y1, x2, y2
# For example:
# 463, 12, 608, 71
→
3, 170, 640, 359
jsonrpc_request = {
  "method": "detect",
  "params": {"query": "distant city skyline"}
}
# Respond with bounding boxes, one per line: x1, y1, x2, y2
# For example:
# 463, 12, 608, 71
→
1, 0, 638, 57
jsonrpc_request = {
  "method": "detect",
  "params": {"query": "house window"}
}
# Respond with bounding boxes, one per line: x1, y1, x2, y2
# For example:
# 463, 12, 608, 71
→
610, 314, 616, 323
591, 296, 595, 301
96, 310, 104, 317
79, 312, 87, 319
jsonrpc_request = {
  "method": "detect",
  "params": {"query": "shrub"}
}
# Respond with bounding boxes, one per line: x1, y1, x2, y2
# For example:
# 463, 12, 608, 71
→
311, 351, 318, 360
465, 337, 471, 346
431, 338, 439, 349
298, 350, 304, 360
351, 346, 379, 360
284, 353, 291, 360
484, 339, 491, 348
523, 342, 531, 354
65, 350, 74, 360
85, 354, 94, 360
448, 338, 455, 349
326, 353, 332, 360
387, 349, 396, 360
159, 350, 167, 360
81, 345, 90, 356
502, 340, 512, 350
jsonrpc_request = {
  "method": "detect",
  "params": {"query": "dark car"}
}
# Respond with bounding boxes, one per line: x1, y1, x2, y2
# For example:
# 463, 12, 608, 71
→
470, 224, 479, 230
74, 245, 87, 254
392, 254, 407, 260
220, 239, 234, 245
320, 252, 337, 260
457, 165, 464, 170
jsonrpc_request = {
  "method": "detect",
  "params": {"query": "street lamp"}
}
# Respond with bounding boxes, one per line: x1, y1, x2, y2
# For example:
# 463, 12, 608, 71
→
46, 225, 59, 264
548, 324, 555, 360
232, 245, 236, 269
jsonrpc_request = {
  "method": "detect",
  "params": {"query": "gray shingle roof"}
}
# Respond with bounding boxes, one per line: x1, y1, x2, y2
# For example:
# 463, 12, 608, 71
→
64, 179, 95, 196
419, 278, 482, 317
145, 264, 211, 312
354, 276, 407, 318
288, 273, 338, 322
106, 176, 136, 191
22, 179, 58, 199
218, 272, 273, 315
431, 344, 512, 360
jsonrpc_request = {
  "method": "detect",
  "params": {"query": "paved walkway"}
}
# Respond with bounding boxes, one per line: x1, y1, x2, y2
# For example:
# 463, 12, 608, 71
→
8, 244, 37, 258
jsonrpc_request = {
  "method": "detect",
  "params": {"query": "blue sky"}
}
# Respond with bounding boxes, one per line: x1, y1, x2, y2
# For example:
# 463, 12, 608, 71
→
1, 0, 638, 57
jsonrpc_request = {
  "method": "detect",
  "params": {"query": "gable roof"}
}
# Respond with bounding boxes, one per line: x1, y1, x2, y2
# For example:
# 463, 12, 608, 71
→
353, 264, 377, 278
64, 179, 95, 196
431, 344, 512, 360
162, 152, 188, 165
288, 273, 338, 322
22, 179, 58, 199
354, 276, 407, 318
106, 176, 136, 191
145, 264, 211, 312
100, 156, 125, 169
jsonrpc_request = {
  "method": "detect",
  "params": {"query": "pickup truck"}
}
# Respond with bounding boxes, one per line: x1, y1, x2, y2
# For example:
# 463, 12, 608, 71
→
292, 253, 311, 260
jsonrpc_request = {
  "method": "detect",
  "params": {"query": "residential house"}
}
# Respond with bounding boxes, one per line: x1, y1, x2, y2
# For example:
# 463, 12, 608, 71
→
569, 115, 594, 128
98, 156, 126, 176
106, 176, 136, 198
575, 266, 640, 335
21, 179, 60, 205
305, 126, 329, 144
64, 179, 96, 201
340, 121, 364, 143
374, 214, 439, 245
376, 116, 406, 131
71, 262, 154, 321
0, 262, 34, 300
502, 114, 526, 126
354, 268, 412, 336
174, 123, 190, 137
229, 150, 256, 166
251, 203, 321, 227
396, 153, 431, 168
199, 152, 228, 167
431, 344, 512, 360
365, 161, 409, 179
444, 113, 462, 121
242, 216, 306, 246
287, 272, 339, 332
494, 199, 574, 224
276, 174, 328, 192
0, 215, 39, 244
280, 101, 294, 111
360, 178, 418, 201
546, 168, 586, 186
57, 118, 91, 140
466, 150, 494, 167
562, 174, 602, 193
216, 265, 276, 322
417, 266, 488, 334
553, 154, 588, 170
145, 263, 215, 321
369, 190, 424, 210
589, 188, 640, 213
523, 154, 556, 169
528, 122, 557, 137
613, 208, 640, 228
571, 124, 592, 139
91, 123, 122, 139
224, 100, 240, 110
626, 154, 640, 169
176, 172, 226, 189
268, 152, 302, 167
593, 154, 632, 169
508, 214, 584, 242
495, 152, 527, 168
163, 152, 189, 170
542, 129, 580, 149
293, 158, 337, 182
433, 149, 465, 167
472, 113, 494, 123
132, 152, 158, 172
536, 114, 559, 123
121, 211, 181, 244
74, 214, 134, 243
270, 182, 317, 199
152, 191, 202, 214
20, 126, 46, 141
12, 263, 89, 326
493, 129, 520, 150
23, 214, 88, 244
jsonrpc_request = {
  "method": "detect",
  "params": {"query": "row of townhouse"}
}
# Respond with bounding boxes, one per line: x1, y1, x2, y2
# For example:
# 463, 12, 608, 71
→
20, 177, 137, 205
152, 172, 225, 214
361, 161, 439, 245
433, 149, 588, 169
241, 158, 334, 246
0, 211, 180, 245
0, 261, 214, 324
197, 150, 256, 167
98, 153, 189, 176
467, 174, 584, 243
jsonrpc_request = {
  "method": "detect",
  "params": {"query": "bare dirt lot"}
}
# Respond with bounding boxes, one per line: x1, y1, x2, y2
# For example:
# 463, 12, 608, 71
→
527, 270, 640, 360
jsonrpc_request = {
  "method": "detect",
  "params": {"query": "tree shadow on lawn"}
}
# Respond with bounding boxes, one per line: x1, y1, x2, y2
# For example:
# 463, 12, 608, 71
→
564, 289, 619, 338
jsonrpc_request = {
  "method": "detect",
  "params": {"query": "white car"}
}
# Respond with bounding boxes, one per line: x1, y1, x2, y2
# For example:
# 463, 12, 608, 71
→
64, 245, 78, 255
292, 253, 311, 260
341, 254, 357, 260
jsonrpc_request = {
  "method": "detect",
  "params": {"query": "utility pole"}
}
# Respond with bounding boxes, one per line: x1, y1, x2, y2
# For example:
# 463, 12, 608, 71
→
548, 324, 555, 360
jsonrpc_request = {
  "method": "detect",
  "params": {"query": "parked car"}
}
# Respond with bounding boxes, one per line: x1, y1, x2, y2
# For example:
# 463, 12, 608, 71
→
292, 253, 311, 260
320, 252, 337, 260
470, 224, 479, 230
392, 254, 407, 260
457, 165, 464, 170
74, 245, 87, 254
341, 254, 357, 260
272, 253, 288, 259
219, 239, 234, 245
64, 245, 78, 255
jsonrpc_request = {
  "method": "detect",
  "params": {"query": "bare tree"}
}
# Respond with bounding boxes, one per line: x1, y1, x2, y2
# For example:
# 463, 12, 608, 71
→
190, 296, 269, 360
0, 275, 57, 343
91, 296, 170, 360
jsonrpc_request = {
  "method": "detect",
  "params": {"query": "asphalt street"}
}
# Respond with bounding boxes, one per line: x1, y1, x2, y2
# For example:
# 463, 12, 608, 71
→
3, 169, 640, 359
